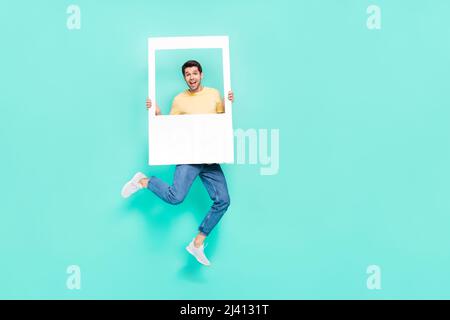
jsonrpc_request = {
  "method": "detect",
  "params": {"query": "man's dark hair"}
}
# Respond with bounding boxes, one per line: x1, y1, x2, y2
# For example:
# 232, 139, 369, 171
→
182, 60, 202, 75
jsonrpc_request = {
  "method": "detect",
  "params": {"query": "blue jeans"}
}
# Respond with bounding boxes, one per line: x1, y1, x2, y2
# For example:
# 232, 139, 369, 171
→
147, 163, 230, 236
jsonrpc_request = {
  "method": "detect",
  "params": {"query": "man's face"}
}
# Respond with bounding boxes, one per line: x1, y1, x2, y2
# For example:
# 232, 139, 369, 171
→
183, 66, 203, 91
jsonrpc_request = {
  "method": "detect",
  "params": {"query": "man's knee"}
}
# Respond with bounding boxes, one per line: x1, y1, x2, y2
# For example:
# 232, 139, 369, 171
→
167, 189, 186, 205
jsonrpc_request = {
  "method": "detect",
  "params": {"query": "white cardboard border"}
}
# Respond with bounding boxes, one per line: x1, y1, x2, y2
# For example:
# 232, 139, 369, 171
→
147, 36, 234, 166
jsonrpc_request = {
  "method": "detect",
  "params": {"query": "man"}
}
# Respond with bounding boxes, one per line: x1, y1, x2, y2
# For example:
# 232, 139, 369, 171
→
121, 60, 234, 266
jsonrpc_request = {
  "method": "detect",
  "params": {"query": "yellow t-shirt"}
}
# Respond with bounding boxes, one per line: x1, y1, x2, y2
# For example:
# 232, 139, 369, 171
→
169, 87, 224, 115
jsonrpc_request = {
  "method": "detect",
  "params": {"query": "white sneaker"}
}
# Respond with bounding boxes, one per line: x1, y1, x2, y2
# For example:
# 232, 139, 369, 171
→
121, 172, 147, 198
186, 239, 211, 266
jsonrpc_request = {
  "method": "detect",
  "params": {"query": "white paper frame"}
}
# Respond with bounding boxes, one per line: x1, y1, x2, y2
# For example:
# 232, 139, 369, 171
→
148, 36, 234, 166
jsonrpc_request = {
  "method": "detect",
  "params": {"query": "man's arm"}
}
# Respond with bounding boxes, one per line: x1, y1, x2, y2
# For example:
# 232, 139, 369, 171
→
169, 97, 181, 115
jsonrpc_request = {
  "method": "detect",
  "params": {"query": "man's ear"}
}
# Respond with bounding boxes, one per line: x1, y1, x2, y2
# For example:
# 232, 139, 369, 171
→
201, 73, 204, 80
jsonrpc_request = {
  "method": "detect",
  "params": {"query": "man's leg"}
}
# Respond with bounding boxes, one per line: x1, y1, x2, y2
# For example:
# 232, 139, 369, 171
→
142, 164, 202, 205
196, 164, 231, 242
185, 164, 230, 266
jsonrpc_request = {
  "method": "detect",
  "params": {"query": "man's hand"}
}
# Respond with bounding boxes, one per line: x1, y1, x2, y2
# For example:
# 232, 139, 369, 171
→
146, 97, 161, 115
227, 90, 234, 103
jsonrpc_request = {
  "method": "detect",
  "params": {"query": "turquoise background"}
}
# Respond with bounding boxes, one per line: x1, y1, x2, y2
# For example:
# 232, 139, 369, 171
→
1, 0, 450, 299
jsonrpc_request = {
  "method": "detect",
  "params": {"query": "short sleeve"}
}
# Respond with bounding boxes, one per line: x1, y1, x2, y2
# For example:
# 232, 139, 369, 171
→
215, 90, 225, 113
170, 97, 181, 115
